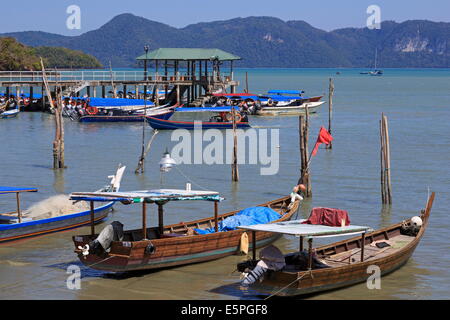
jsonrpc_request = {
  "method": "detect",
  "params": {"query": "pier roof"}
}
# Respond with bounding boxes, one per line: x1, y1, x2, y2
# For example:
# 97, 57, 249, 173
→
136, 48, 241, 61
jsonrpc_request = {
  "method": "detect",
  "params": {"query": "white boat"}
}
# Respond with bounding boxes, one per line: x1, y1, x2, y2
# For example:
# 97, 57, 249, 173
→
0, 101, 19, 119
256, 100, 325, 116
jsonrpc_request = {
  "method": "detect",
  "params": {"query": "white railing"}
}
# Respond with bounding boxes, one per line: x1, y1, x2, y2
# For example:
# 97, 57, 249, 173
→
0, 71, 234, 83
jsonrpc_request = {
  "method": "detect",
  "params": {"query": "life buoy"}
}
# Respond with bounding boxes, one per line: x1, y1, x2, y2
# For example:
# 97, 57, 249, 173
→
267, 98, 274, 106
23, 98, 30, 106
86, 106, 98, 115
224, 112, 242, 123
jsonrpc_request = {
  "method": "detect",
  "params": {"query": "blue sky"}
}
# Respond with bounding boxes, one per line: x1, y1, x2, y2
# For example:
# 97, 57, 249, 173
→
1, 0, 449, 35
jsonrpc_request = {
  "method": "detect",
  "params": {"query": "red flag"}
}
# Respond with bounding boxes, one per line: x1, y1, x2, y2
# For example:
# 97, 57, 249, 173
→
312, 127, 333, 156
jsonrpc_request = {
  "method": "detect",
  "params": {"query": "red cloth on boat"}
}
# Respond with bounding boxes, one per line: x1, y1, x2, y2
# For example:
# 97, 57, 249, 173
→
302, 207, 350, 227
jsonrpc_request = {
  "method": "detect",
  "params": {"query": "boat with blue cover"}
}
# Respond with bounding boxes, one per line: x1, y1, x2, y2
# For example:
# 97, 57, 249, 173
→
70, 187, 301, 272
62, 97, 175, 122
209, 91, 324, 116
0, 166, 125, 243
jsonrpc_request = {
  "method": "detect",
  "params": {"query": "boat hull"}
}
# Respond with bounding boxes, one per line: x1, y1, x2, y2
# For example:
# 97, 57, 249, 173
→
0, 110, 19, 119
243, 194, 434, 297
79, 110, 173, 123
146, 117, 251, 130
73, 196, 299, 272
0, 202, 113, 243
256, 101, 324, 116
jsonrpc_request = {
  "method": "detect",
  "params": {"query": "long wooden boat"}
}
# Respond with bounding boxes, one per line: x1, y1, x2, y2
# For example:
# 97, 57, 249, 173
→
237, 192, 435, 297
256, 101, 324, 116
0, 101, 19, 119
70, 189, 300, 272
146, 111, 251, 130
0, 166, 125, 243
79, 108, 174, 123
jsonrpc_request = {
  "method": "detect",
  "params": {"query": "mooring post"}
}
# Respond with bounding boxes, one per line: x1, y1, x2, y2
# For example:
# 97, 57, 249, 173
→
327, 78, 334, 149
298, 112, 311, 197
231, 108, 239, 181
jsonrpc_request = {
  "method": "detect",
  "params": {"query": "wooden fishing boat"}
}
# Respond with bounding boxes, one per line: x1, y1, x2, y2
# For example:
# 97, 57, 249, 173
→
256, 101, 324, 116
236, 192, 435, 297
0, 166, 125, 243
70, 189, 300, 272
78, 107, 174, 123
146, 108, 251, 130
0, 101, 19, 119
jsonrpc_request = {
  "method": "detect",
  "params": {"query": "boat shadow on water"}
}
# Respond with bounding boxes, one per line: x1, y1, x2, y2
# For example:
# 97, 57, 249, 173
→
44, 260, 163, 280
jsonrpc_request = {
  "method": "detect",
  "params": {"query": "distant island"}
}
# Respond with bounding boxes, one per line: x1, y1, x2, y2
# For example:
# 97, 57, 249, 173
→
1, 14, 449, 68
0, 37, 102, 71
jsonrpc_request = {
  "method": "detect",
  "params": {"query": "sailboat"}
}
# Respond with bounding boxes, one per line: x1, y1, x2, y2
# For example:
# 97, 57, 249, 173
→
360, 48, 383, 76
369, 48, 383, 76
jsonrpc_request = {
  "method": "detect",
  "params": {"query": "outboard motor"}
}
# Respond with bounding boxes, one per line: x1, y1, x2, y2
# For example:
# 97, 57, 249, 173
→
88, 221, 124, 254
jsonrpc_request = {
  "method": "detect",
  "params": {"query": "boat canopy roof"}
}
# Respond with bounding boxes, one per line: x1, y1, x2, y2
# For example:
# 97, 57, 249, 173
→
175, 106, 239, 113
70, 189, 223, 204
238, 220, 372, 239
0, 186, 38, 194
87, 98, 154, 107
267, 90, 304, 95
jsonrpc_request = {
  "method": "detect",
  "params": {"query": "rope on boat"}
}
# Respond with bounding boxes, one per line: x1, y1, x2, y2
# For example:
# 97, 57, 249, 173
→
264, 269, 312, 300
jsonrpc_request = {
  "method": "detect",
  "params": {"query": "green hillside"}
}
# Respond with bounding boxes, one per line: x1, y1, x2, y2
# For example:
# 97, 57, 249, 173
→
2, 14, 449, 68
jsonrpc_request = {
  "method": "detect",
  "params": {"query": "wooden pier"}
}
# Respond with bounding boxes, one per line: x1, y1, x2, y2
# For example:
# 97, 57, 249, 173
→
0, 48, 241, 106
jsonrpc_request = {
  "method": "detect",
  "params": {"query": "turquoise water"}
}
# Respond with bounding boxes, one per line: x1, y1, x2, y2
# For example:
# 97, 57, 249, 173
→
0, 68, 449, 299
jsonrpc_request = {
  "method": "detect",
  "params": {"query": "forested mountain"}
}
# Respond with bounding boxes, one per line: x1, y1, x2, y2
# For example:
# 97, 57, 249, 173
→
2, 14, 449, 68
0, 37, 102, 71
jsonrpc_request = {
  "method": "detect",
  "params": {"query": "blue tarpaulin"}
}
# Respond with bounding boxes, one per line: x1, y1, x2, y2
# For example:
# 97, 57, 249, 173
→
87, 98, 154, 107
194, 206, 281, 234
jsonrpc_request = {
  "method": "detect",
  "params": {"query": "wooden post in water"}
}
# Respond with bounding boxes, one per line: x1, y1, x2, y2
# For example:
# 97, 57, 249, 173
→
326, 78, 334, 149
41, 58, 65, 169
297, 109, 311, 197
231, 108, 239, 181
135, 129, 159, 174
380, 113, 392, 204
245, 72, 249, 93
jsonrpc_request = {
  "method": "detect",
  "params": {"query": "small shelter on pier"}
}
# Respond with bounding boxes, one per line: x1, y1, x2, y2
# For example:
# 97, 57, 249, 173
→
136, 48, 241, 106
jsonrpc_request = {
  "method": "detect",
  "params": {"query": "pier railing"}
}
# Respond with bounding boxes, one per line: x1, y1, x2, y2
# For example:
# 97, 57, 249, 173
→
0, 71, 233, 84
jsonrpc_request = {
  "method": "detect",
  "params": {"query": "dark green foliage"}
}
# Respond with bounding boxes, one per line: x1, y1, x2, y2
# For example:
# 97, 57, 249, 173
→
33, 47, 103, 69
0, 37, 41, 70
2, 14, 449, 68
0, 37, 103, 71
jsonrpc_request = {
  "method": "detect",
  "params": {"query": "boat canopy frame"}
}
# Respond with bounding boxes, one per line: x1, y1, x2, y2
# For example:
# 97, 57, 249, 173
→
238, 219, 373, 269
70, 189, 224, 239
0, 187, 38, 223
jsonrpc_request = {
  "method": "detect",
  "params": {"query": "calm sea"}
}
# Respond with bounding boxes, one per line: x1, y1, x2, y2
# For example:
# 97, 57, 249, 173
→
0, 68, 449, 299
